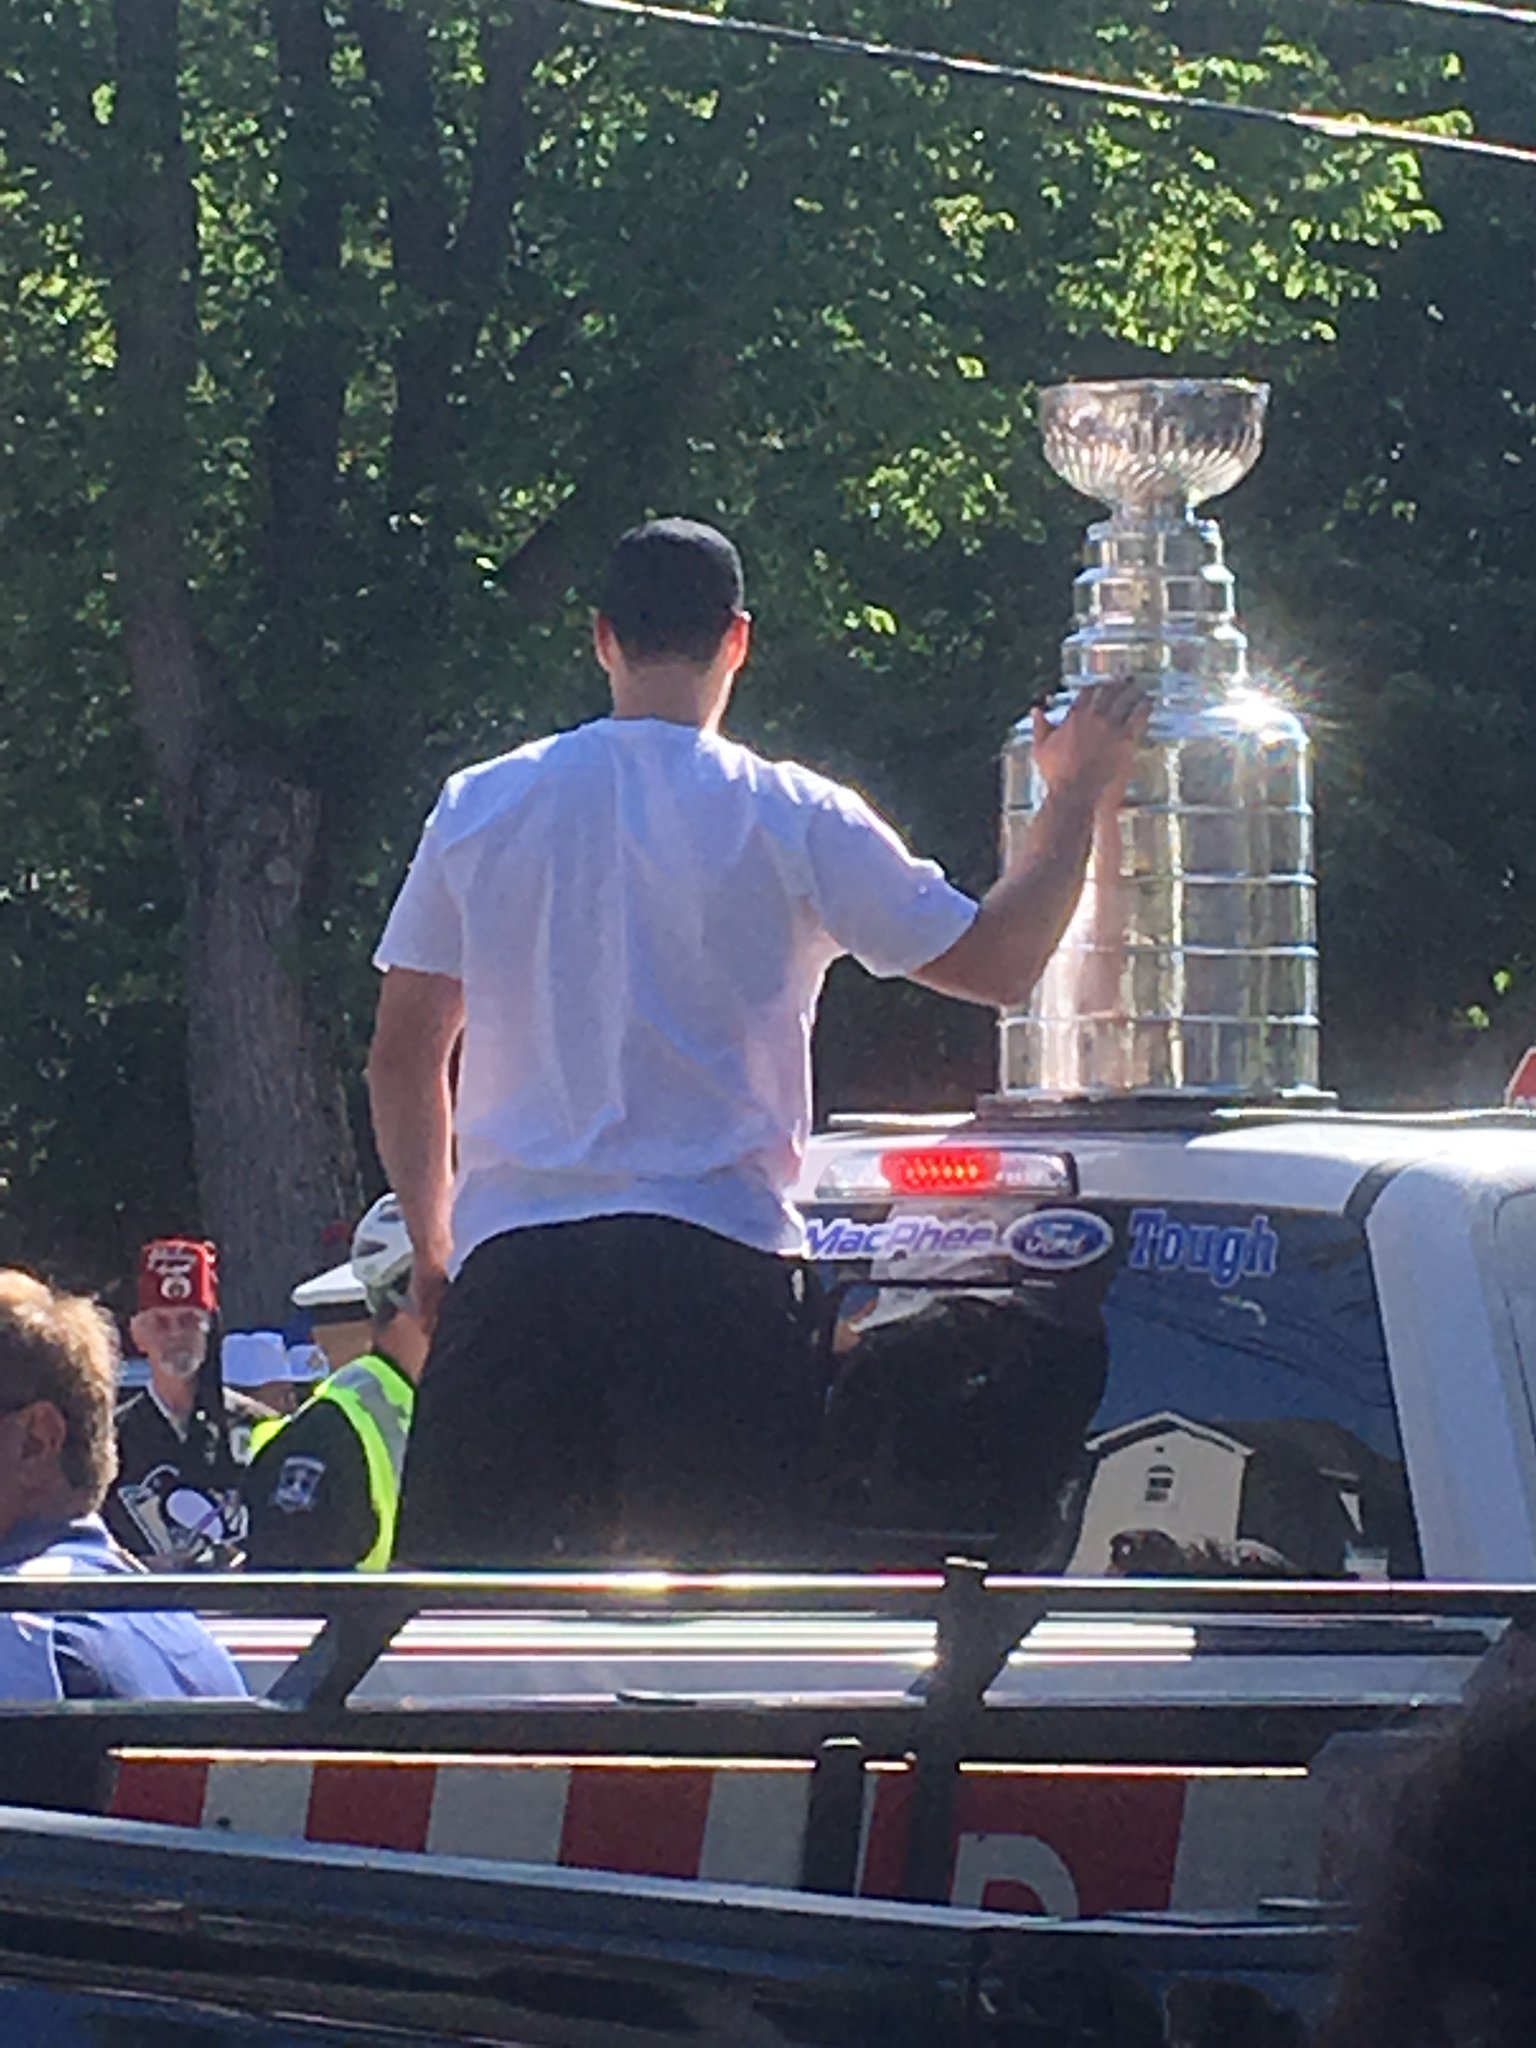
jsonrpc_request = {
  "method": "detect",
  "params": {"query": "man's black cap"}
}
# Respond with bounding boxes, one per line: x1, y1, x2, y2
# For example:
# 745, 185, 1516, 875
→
599, 518, 745, 663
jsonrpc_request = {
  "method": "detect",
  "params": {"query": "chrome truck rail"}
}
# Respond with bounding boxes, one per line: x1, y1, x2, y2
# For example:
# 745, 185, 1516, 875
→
0, 1566, 1527, 1906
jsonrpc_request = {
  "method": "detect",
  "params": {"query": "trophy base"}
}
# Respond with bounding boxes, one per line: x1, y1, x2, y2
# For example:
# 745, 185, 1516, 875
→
975, 1086, 1338, 1131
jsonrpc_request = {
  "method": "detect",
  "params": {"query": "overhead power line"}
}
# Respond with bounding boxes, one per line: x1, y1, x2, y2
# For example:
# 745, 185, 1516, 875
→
1354, 0, 1536, 26
541, 0, 1536, 168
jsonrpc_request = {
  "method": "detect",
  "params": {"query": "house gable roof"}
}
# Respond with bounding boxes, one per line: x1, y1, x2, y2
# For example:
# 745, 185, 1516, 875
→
1086, 1410, 1253, 1460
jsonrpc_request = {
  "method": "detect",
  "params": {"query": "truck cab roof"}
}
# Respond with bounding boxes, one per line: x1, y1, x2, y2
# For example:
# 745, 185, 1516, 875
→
796, 1106, 1536, 1218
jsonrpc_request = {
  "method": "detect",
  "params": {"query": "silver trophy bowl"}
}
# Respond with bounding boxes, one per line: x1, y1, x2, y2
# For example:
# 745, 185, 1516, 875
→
1040, 377, 1269, 516
1000, 375, 1320, 1103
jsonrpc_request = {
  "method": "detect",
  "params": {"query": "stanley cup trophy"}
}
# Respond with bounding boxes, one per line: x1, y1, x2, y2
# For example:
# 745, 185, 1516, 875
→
999, 378, 1322, 1102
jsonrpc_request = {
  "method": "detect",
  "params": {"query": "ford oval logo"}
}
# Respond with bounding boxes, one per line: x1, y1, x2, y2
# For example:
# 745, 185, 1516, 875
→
1006, 1208, 1115, 1271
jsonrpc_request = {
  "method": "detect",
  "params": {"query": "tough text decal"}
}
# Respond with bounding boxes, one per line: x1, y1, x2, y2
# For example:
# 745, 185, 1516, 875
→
1126, 1208, 1278, 1287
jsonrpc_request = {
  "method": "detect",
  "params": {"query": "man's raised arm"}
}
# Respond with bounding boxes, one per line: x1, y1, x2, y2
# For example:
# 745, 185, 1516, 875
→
911, 679, 1146, 1009
367, 968, 464, 1330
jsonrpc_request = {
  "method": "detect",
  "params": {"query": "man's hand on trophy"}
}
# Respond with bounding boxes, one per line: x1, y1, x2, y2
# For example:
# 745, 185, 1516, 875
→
1032, 677, 1149, 812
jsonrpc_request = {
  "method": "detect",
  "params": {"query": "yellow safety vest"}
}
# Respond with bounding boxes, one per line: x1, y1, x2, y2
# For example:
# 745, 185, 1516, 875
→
252, 1353, 414, 1572
250, 1413, 284, 1455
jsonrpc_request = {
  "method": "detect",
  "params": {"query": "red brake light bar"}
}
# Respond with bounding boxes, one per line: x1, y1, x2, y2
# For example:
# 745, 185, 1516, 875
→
813, 1145, 1075, 1203
881, 1147, 1005, 1195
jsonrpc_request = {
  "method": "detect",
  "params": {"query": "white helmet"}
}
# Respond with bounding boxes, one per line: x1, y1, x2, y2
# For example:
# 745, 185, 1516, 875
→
350, 1194, 414, 1317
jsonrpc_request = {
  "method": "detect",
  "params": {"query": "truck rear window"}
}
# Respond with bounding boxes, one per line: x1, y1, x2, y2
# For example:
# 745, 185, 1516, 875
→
812, 1201, 1420, 1580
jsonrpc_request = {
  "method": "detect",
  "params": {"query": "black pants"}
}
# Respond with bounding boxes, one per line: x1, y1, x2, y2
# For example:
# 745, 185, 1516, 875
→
393, 1216, 817, 1568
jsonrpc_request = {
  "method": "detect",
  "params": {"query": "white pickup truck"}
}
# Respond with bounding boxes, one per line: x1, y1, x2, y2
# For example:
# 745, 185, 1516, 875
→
152, 1100, 1536, 1927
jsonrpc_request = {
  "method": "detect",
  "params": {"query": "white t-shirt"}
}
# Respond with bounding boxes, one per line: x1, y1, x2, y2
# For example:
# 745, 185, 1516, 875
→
374, 717, 978, 1264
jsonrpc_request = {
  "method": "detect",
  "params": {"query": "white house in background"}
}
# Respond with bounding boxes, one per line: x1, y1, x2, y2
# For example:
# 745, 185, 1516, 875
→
1069, 1411, 1252, 1575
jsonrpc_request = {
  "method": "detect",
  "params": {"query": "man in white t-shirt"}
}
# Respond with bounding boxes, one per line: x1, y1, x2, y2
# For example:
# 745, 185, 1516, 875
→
370, 518, 1143, 1566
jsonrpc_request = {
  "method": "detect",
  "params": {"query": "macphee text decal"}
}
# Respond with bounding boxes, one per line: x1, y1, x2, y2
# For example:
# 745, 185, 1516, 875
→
805, 1214, 998, 1262
804, 1207, 1116, 1270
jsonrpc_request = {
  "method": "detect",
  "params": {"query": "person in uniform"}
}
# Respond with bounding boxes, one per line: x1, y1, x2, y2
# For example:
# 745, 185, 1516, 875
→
368, 517, 1144, 1566
244, 1195, 428, 1571
291, 1253, 376, 1376
107, 1238, 270, 1566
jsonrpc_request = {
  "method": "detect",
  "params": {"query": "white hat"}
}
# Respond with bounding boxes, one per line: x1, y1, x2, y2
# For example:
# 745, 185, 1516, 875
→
220, 1330, 292, 1388
290, 1260, 368, 1314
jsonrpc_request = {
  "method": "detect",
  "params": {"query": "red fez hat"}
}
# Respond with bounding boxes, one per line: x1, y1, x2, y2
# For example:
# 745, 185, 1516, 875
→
138, 1238, 219, 1314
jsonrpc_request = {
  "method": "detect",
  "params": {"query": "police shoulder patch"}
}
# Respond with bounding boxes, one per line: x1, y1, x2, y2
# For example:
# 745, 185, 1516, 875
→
273, 1456, 325, 1515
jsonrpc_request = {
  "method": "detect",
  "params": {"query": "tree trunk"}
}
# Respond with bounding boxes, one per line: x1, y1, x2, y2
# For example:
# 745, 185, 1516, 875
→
113, 590, 362, 1322
183, 756, 359, 1326
112, 567, 362, 1324
106, 0, 359, 1322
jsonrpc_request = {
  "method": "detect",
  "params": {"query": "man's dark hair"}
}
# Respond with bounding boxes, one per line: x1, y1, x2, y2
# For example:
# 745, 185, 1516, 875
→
599, 518, 745, 664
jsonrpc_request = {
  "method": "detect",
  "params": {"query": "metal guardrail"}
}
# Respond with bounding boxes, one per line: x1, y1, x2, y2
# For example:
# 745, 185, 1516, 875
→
10, 1559, 1536, 1617
1, 1562, 1524, 1903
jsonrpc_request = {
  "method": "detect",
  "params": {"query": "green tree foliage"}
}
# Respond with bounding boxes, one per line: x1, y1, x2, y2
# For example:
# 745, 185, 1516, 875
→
0, 0, 1461, 1303
1229, 11, 1536, 1105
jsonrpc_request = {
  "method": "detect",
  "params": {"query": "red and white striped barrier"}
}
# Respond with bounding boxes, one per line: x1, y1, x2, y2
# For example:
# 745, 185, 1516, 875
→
110, 1753, 1323, 1915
